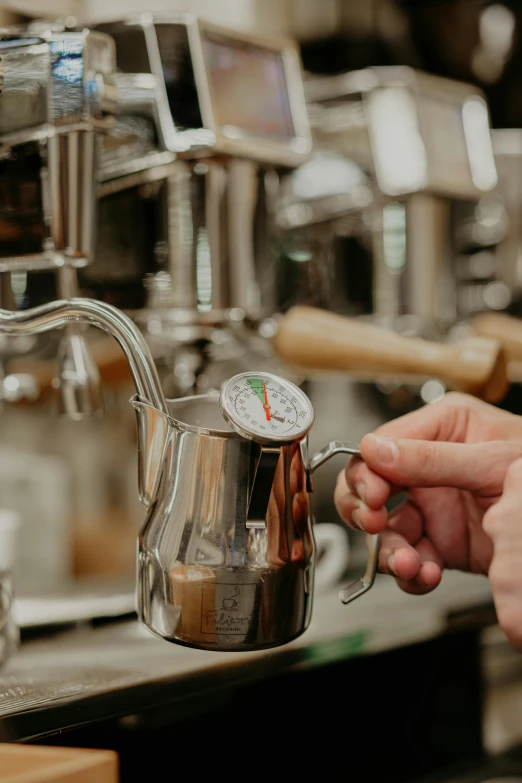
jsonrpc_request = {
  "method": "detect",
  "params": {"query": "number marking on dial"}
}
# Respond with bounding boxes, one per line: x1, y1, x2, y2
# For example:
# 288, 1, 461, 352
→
221, 373, 313, 442
229, 378, 300, 435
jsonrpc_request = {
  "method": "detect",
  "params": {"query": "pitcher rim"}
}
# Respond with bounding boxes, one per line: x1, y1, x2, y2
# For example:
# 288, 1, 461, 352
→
129, 393, 246, 440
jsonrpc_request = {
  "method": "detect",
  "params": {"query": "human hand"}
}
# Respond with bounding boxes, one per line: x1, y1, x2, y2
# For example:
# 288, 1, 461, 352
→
334, 393, 522, 594
482, 458, 522, 650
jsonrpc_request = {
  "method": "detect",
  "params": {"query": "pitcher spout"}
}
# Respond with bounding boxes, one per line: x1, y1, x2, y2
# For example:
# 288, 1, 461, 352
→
130, 395, 170, 506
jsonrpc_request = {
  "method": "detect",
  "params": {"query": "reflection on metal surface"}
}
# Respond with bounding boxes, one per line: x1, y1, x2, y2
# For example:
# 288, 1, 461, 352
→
0, 665, 144, 714
54, 265, 104, 419
2, 374, 39, 403
463, 97, 498, 191
0, 29, 117, 269
0, 572, 18, 671
53, 331, 104, 420
382, 202, 407, 274
0, 509, 20, 671
0, 26, 118, 401
368, 86, 428, 196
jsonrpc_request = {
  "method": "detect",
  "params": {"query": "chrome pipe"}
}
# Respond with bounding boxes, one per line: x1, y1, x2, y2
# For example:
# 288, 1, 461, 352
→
0, 298, 168, 414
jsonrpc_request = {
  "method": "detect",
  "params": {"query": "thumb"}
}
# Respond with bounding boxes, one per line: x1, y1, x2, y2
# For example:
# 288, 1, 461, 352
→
360, 433, 522, 494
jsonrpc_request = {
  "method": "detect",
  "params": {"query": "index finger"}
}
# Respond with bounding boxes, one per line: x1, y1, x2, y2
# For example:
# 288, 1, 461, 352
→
346, 452, 407, 508
346, 394, 464, 507
373, 393, 478, 443
345, 455, 398, 509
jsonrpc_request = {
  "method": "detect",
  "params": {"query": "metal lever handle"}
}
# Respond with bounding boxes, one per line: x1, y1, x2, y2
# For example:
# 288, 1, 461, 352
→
308, 440, 380, 605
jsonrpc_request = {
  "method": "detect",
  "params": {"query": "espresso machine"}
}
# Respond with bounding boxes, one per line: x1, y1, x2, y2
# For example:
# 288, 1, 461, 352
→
296, 67, 499, 330
489, 129, 522, 311
24, 16, 497, 410
275, 66, 502, 414
80, 14, 314, 398
455, 129, 522, 407
0, 26, 117, 416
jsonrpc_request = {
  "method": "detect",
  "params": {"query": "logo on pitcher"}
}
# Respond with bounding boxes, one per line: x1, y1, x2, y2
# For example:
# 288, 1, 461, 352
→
201, 582, 255, 635
221, 585, 240, 611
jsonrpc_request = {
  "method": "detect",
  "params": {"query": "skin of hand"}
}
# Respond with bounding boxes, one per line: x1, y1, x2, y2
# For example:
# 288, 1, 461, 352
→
334, 392, 522, 649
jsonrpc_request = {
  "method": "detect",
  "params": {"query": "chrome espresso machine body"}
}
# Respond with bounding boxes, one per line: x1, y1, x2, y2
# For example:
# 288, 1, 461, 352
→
89, 15, 313, 396
0, 28, 117, 415
455, 128, 522, 319
274, 67, 501, 412
281, 67, 499, 335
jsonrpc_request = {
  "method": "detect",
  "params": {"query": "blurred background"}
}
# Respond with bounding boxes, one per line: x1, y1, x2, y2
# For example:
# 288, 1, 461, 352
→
3, 0, 522, 592
2, 1, 522, 781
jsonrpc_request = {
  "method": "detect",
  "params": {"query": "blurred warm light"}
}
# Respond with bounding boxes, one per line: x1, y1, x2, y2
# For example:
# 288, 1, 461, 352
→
472, 3, 516, 83
462, 97, 498, 191
420, 379, 446, 405
483, 280, 512, 309
366, 87, 428, 195
291, 153, 367, 201
480, 4, 515, 56
382, 202, 407, 274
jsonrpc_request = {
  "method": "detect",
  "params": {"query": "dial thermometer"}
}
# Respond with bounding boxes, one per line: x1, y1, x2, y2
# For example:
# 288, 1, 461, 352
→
219, 371, 314, 445
219, 371, 378, 607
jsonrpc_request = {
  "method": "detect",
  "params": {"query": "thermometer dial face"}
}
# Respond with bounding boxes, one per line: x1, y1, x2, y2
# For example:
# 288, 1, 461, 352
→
220, 372, 314, 444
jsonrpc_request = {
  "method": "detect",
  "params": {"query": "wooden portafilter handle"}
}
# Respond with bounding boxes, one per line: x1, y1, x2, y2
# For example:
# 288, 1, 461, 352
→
473, 312, 522, 362
273, 306, 509, 403
473, 311, 522, 383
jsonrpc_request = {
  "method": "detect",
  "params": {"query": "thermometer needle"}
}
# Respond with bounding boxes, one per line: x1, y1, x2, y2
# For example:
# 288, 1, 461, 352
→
262, 381, 271, 421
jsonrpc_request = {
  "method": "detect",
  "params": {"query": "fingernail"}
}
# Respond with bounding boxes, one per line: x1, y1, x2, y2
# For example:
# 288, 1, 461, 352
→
387, 554, 395, 573
373, 436, 399, 463
355, 482, 367, 504
352, 507, 364, 530
336, 493, 355, 526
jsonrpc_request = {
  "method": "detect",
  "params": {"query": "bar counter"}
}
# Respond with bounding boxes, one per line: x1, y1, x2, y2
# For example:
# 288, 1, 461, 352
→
0, 570, 496, 744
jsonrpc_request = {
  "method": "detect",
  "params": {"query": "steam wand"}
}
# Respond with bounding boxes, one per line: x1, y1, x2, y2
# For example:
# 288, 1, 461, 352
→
0, 299, 168, 415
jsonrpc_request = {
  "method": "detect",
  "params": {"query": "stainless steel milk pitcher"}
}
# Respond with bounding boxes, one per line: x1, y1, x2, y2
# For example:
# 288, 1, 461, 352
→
133, 371, 379, 652
0, 300, 379, 652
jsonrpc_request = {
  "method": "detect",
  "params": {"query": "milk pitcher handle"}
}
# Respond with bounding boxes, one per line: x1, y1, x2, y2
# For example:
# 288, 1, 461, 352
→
308, 441, 380, 605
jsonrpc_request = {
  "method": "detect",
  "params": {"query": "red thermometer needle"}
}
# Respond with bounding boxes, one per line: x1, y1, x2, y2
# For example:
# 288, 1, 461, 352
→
262, 381, 271, 421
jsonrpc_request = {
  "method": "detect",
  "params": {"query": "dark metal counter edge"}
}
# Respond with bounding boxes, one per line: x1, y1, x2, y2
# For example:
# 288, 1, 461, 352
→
0, 642, 316, 743
0, 596, 498, 744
